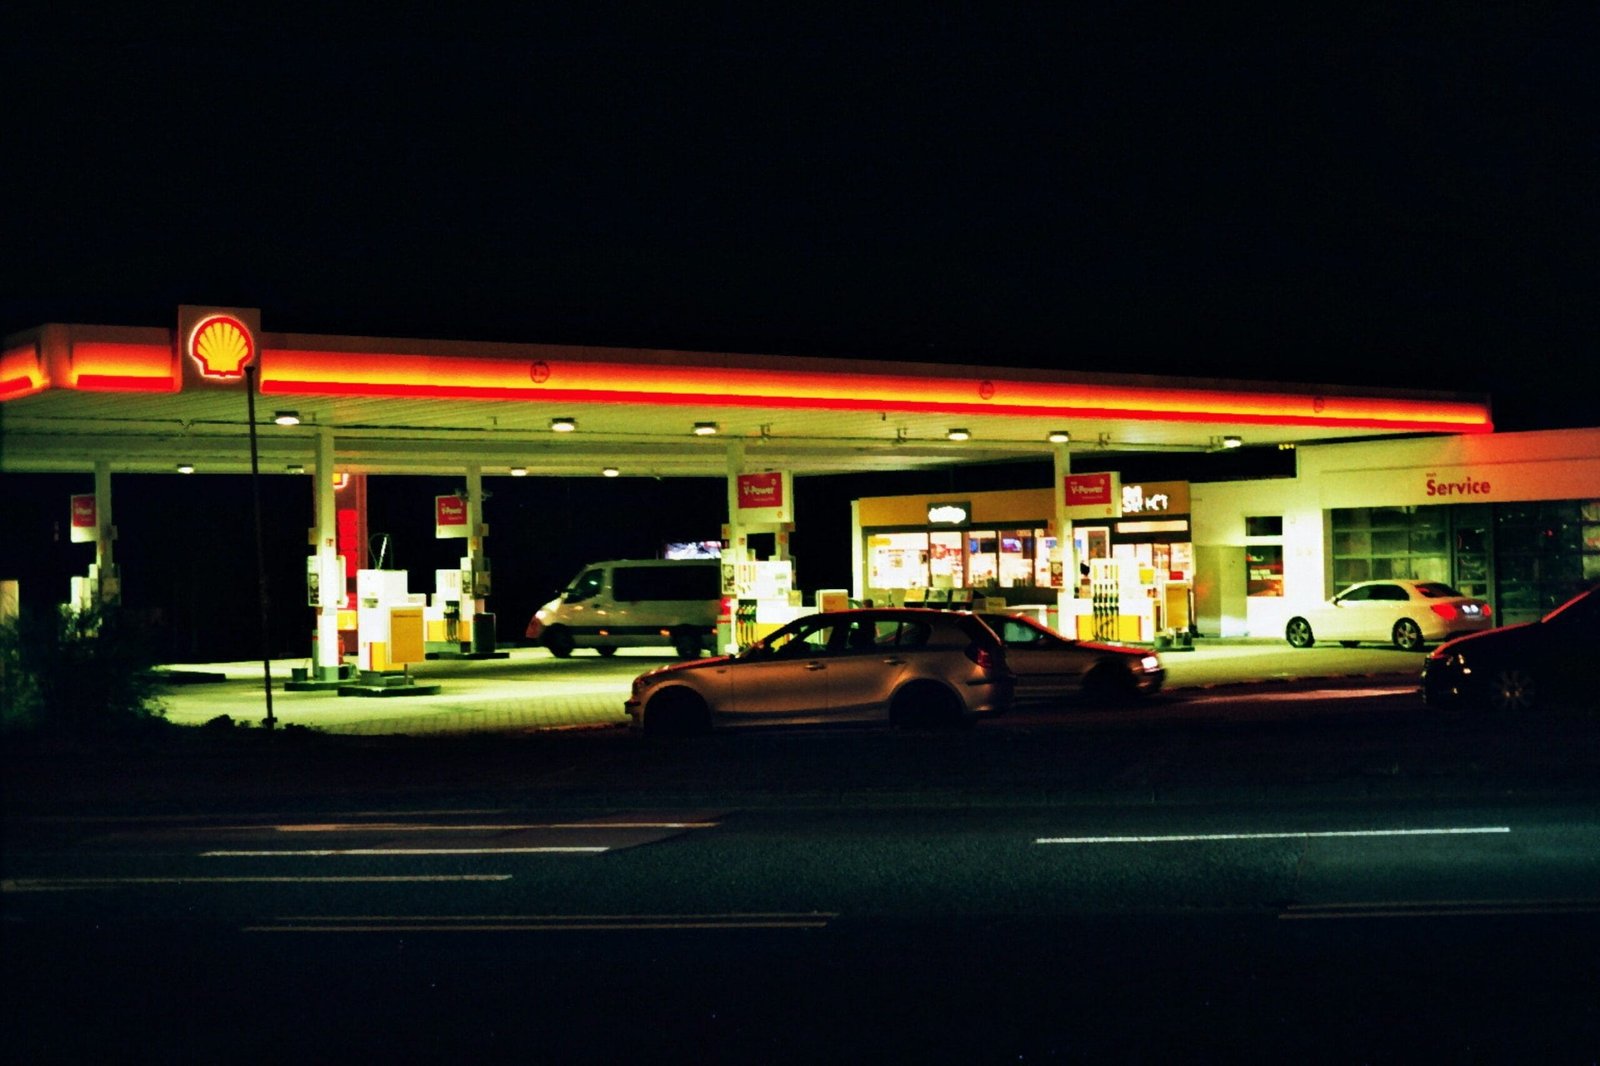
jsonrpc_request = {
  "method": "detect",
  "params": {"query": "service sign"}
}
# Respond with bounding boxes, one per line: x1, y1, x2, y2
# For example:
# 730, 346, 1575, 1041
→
178, 305, 262, 390
70, 494, 98, 543
435, 494, 469, 539
736, 470, 792, 523
1063, 472, 1122, 519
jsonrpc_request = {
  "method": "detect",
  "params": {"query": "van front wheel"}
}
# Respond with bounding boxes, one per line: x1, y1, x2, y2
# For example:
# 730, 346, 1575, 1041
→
543, 626, 575, 659
672, 629, 703, 660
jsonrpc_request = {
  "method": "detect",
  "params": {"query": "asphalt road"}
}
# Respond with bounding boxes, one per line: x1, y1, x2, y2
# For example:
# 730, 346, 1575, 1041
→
6, 795, 1599, 1062
5, 683, 1600, 1062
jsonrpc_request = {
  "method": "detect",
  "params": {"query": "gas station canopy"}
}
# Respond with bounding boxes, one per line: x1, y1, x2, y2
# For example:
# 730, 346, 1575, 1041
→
1, 318, 1494, 477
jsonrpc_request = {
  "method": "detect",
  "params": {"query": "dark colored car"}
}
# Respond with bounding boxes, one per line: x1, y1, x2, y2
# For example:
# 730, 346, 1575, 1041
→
626, 608, 1012, 734
978, 612, 1164, 706
1421, 584, 1600, 712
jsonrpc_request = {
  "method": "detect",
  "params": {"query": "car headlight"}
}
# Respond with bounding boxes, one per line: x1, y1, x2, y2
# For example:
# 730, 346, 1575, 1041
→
631, 671, 667, 697
1139, 655, 1161, 673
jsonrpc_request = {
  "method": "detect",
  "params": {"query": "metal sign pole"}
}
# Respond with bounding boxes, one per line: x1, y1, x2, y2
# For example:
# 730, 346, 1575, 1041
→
244, 364, 277, 728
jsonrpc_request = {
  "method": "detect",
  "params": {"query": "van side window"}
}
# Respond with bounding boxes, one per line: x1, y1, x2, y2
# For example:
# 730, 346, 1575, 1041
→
565, 570, 604, 603
613, 565, 719, 602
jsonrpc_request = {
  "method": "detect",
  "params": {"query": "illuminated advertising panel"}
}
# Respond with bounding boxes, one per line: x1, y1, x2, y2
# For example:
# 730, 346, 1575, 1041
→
435, 494, 469, 539
70, 494, 98, 543
736, 470, 792, 523
1063, 472, 1121, 519
178, 305, 261, 390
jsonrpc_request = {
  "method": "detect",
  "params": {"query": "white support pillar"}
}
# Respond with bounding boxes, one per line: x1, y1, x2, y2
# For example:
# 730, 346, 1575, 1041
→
1052, 443, 1076, 626
724, 441, 747, 566
313, 428, 342, 678
93, 461, 118, 605
465, 463, 488, 630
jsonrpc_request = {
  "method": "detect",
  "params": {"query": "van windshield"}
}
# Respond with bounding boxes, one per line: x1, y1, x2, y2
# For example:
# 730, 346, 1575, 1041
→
565, 569, 604, 602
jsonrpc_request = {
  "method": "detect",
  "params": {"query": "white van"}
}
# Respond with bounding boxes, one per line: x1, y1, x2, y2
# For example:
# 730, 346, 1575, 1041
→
525, 559, 721, 659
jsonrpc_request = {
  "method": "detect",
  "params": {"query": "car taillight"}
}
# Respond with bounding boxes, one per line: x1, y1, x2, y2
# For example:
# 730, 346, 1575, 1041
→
1480, 603, 1492, 619
965, 643, 999, 671
1430, 604, 1458, 621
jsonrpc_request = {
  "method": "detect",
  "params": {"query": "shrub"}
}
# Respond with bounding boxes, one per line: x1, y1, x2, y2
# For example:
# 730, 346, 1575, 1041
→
0, 604, 167, 737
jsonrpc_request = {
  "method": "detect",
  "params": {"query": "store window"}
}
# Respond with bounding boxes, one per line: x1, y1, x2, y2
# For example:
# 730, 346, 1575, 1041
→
1330, 506, 1450, 586
1247, 546, 1283, 596
867, 525, 1052, 598
1245, 516, 1283, 537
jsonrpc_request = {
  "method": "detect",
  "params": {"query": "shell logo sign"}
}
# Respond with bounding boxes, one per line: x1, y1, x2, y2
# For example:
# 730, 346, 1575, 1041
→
188, 314, 256, 378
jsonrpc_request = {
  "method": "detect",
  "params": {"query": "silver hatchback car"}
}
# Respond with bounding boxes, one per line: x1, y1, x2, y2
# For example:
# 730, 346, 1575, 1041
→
625, 608, 1013, 735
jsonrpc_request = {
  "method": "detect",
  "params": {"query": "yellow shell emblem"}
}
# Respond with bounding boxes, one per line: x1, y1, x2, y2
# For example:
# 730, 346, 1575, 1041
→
191, 317, 255, 378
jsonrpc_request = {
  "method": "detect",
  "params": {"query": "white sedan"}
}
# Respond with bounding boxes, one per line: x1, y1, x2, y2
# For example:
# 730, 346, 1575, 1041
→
1285, 580, 1493, 652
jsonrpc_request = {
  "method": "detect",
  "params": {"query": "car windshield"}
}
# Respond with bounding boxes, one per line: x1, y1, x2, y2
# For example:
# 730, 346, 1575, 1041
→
1414, 582, 1464, 598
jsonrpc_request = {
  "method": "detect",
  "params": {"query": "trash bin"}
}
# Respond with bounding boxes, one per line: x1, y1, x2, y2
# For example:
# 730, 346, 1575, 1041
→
471, 612, 496, 654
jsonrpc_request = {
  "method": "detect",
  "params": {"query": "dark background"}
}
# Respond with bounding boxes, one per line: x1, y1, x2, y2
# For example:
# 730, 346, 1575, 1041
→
3, 8, 1594, 658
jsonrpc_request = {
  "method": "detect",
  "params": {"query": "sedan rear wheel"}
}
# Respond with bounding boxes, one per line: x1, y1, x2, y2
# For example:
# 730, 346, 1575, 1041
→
890, 682, 964, 729
1392, 618, 1426, 652
1285, 618, 1315, 649
1485, 667, 1537, 713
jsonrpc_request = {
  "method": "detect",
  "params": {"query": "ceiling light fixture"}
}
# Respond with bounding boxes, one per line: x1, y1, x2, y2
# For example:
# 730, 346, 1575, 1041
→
286, 464, 305, 474
510, 466, 528, 477
550, 417, 577, 433
1046, 430, 1071, 444
692, 421, 719, 436
273, 410, 301, 426
602, 467, 620, 478
1221, 435, 1243, 448
176, 463, 195, 474
946, 428, 971, 441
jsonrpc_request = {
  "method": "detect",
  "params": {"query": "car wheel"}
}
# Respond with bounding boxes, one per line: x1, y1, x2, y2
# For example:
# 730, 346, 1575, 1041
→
1285, 618, 1315, 648
1339, 641, 1361, 648
1392, 618, 1426, 652
642, 688, 711, 736
595, 646, 618, 658
671, 628, 703, 660
1082, 664, 1136, 706
1484, 667, 1537, 713
543, 626, 575, 659
890, 681, 964, 729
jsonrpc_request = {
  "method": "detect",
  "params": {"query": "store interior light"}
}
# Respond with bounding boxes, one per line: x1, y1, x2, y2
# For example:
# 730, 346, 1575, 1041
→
273, 410, 301, 426
176, 463, 195, 474
1046, 430, 1071, 444
1278, 442, 1297, 451
602, 467, 620, 478
692, 421, 719, 436
510, 466, 528, 477
946, 428, 971, 441
1221, 435, 1243, 448
286, 464, 305, 474
550, 416, 577, 432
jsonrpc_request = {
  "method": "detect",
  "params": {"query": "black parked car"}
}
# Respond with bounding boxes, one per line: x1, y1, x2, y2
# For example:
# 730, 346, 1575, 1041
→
1421, 584, 1600, 712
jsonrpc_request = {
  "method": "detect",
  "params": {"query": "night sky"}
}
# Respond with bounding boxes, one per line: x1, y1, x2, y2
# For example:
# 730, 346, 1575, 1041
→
3, 9, 1595, 656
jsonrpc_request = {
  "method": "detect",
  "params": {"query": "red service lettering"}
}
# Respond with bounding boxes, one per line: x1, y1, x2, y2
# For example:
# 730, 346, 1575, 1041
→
1424, 476, 1491, 497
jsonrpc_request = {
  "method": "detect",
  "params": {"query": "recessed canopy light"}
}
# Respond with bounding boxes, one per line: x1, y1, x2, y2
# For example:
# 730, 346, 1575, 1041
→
692, 421, 719, 436
946, 428, 971, 441
273, 410, 301, 426
550, 417, 577, 433
510, 466, 528, 477
1046, 430, 1071, 444
1221, 435, 1243, 448
286, 464, 305, 474
176, 463, 195, 474
602, 467, 620, 478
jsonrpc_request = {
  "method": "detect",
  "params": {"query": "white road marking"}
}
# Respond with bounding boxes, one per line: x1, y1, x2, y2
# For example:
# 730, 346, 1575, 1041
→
204, 847, 608, 857
3, 875, 511, 892
1281, 898, 1600, 919
269, 821, 717, 832
1035, 826, 1511, 845
247, 912, 837, 933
